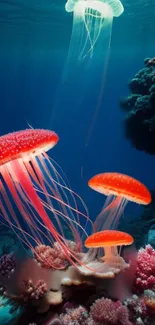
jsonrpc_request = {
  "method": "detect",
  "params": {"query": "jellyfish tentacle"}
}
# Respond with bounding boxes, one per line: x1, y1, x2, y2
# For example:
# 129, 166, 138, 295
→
6, 159, 94, 271
1, 165, 50, 249
43, 153, 92, 231
30, 154, 83, 246
40, 153, 82, 229
45, 153, 90, 223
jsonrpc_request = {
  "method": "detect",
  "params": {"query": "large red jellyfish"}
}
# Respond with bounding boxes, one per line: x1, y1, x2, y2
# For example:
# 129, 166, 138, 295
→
0, 129, 91, 269
88, 172, 152, 232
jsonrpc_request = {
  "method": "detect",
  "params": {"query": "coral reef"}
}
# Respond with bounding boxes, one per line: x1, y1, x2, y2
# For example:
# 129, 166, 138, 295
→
9, 245, 155, 325
19, 245, 155, 325
120, 57, 155, 154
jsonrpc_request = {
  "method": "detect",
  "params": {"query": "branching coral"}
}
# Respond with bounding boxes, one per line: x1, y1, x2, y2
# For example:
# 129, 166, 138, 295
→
22, 279, 47, 301
120, 57, 155, 155
0, 278, 48, 316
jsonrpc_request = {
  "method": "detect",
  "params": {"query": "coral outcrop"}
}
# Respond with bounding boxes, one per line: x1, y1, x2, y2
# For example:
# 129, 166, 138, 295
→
120, 57, 155, 154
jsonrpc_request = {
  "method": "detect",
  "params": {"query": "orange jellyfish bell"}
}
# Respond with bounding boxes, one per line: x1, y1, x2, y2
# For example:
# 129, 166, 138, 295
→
88, 172, 151, 205
83, 230, 134, 274
88, 172, 151, 232
85, 230, 134, 248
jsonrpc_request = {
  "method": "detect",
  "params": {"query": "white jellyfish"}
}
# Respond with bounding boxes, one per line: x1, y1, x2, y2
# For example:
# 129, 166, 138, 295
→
50, 0, 124, 146
65, 0, 124, 63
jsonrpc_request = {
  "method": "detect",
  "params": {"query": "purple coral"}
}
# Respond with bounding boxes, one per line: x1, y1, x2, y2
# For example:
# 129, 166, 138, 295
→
134, 245, 155, 293
23, 279, 47, 301
0, 253, 15, 278
89, 297, 132, 325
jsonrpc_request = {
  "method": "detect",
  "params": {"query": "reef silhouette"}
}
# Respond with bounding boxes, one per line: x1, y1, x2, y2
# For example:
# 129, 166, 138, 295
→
120, 57, 155, 155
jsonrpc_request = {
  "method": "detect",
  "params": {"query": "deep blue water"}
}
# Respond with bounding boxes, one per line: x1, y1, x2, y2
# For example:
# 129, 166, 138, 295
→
0, 50, 154, 223
0, 0, 155, 234
0, 2, 155, 323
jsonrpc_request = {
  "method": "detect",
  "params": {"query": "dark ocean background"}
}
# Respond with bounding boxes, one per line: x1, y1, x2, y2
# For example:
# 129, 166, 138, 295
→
0, 0, 155, 228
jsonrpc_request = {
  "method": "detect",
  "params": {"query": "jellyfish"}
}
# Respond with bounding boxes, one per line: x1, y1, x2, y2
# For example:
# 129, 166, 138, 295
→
77, 228, 134, 276
85, 229, 134, 268
0, 129, 92, 269
65, 0, 124, 64
88, 172, 152, 232
51, 0, 124, 149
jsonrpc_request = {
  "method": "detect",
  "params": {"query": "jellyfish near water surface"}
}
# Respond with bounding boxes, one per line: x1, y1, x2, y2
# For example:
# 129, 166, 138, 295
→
0, 129, 92, 269
65, 0, 124, 63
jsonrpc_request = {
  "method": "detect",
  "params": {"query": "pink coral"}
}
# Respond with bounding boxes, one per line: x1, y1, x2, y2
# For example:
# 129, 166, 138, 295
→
23, 279, 47, 301
34, 244, 67, 269
134, 245, 155, 293
90, 297, 133, 325
34, 241, 78, 270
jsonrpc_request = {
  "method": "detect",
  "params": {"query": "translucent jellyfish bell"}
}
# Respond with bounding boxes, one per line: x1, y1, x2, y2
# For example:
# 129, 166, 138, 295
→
50, 0, 124, 147
65, 0, 124, 61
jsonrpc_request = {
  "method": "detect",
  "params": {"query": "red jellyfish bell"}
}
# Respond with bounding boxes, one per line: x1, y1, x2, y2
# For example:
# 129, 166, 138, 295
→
88, 172, 152, 232
0, 129, 90, 269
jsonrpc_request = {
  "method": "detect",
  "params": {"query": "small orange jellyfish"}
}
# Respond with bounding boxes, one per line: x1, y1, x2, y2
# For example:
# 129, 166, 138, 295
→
88, 172, 152, 231
0, 129, 91, 269
85, 229, 134, 269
